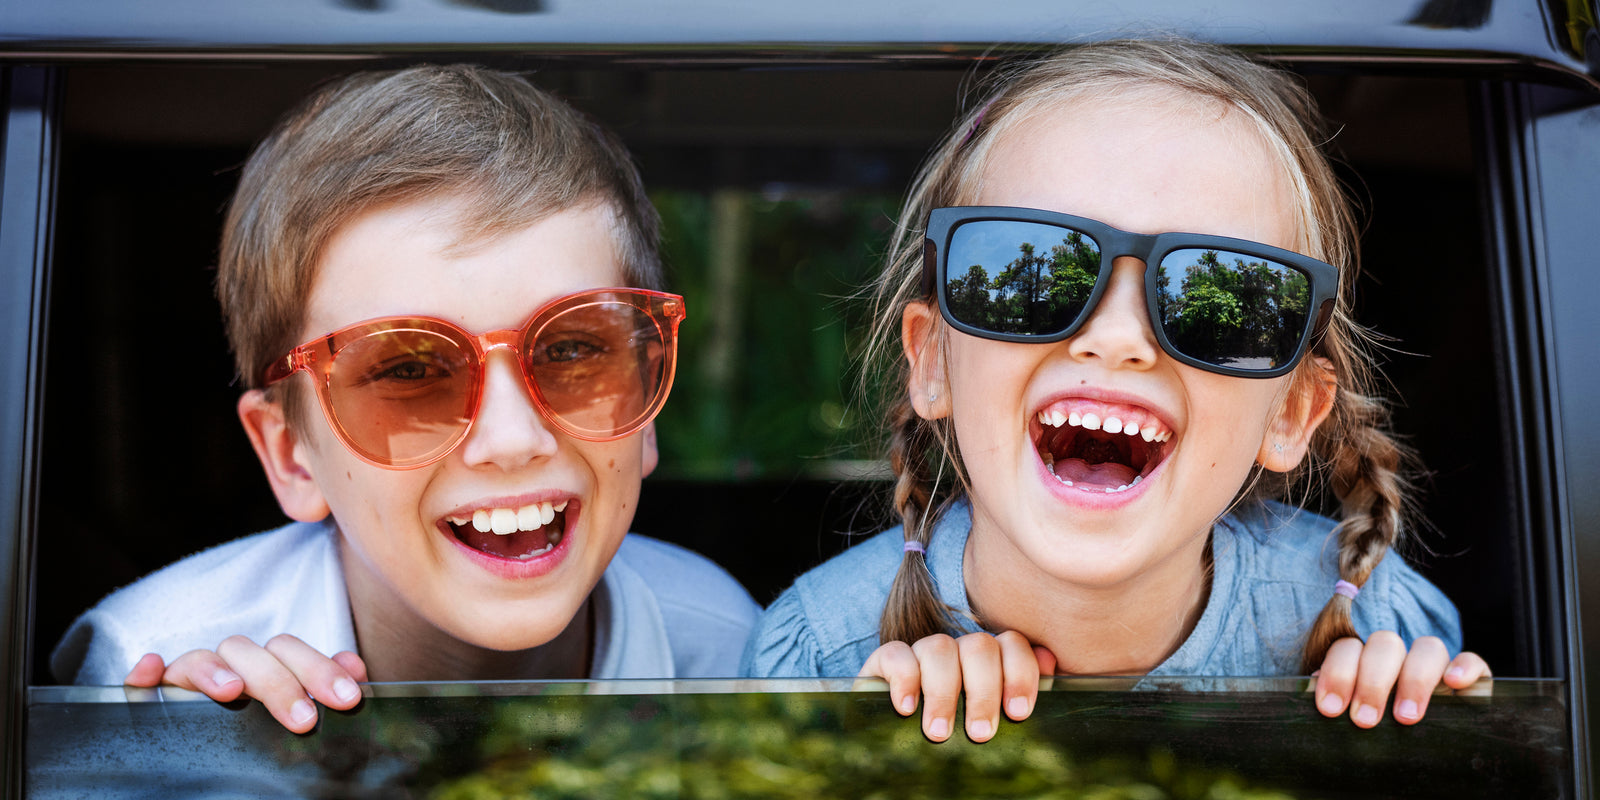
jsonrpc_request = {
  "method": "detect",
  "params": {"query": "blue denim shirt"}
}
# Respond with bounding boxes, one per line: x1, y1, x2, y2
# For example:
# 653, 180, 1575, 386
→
741, 500, 1462, 677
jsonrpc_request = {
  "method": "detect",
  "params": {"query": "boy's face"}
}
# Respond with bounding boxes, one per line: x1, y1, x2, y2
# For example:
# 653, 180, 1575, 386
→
260, 196, 657, 655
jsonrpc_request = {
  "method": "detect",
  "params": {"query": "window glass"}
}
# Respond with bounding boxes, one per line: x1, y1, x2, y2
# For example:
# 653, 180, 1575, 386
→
27, 678, 1571, 798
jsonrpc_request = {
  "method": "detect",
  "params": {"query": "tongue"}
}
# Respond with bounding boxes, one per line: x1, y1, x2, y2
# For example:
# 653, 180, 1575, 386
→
457, 525, 562, 560
1052, 457, 1138, 489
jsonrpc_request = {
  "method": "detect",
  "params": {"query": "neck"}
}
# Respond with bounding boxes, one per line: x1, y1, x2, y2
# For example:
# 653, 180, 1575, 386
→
340, 542, 593, 683
963, 525, 1212, 676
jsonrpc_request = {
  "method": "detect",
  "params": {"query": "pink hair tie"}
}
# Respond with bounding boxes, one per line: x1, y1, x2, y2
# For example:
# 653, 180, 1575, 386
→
903, 541, 926, 555
1333, 580, 1360, 600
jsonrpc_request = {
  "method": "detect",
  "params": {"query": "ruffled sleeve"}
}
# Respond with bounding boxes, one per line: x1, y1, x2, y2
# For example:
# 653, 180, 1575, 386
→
740, 587, 827, 677
1351, 549, 1463, 654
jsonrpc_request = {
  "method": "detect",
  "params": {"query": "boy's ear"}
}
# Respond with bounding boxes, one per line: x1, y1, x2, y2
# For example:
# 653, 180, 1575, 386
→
238, 390, 331, 523
639, 421, 659, 478
902, 301, 952, 420
1258, 357, 1338, 473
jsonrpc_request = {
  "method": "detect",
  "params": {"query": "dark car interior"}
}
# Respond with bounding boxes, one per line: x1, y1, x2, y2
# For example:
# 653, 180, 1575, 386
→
31, 58, 1529, 683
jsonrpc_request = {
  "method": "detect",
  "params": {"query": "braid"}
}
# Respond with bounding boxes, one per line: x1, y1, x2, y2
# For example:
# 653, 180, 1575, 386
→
1297, 350, 1417, 672
878, 395, 961, 645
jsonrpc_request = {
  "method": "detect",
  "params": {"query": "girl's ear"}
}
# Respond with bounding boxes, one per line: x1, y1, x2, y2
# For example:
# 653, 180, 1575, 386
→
902, 301, 952, 420
238, 390, 332, 522
1258, 357, 1338, 473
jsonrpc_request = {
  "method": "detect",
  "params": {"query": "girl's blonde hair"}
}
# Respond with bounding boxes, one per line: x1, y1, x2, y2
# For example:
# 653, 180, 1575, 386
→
863, 38, 1416, 673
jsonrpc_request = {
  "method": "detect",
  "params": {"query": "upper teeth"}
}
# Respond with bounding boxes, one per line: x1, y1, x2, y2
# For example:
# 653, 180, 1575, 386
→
449, 500, 568, 536
1039, 409, 1171, 443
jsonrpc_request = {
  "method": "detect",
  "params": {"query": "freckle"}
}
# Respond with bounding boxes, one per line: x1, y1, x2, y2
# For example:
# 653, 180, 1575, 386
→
608, 459, 615, 469
347, 471, 353, 481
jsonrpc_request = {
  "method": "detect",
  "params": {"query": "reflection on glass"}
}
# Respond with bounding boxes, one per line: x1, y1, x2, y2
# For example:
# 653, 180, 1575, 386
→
945, 220, 1100, 335
28, 678, 1570, 799
649, 190, 892, 480
1156, 249, 1310, 369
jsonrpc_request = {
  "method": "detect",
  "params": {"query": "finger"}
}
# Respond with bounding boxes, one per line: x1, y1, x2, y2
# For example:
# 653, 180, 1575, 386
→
1314, 637, 1363, 718
1391, 636, 1451, 725
160, 649, 246, 701
911, 634, 961, 742
1034, 646, 1057, 692
857, 641, 922, 716
215, 635, 320, 733
123, 653, 167, 688
264, 634, 364, 711
332, 651, 370, 684
1348, 631, 1407, 728
1443, 651, 1492, 692
995, 632, 1043, 723
956, 633, 1003, 742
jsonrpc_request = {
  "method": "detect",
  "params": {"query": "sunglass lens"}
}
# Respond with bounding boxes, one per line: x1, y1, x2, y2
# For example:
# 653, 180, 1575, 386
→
327, 326, 475, 466
1154, 248, 1312, 371
526, 301, 668, 439
944, 220, 1101, 337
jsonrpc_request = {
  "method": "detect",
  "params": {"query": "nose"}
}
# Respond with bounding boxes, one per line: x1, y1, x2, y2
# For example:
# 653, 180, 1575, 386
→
456, 348, 560, 470
1066, 257, 1161, 370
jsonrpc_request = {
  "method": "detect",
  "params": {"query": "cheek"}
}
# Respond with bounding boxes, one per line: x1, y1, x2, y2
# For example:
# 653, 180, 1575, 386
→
945, 338, 1032, 416
1186, 373, 1285, 464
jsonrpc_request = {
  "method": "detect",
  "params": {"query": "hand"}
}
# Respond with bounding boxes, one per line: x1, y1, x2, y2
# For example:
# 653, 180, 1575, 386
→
1311, 632, 1491, 727
857, 631, 1057, 743
123, 634, 368, 733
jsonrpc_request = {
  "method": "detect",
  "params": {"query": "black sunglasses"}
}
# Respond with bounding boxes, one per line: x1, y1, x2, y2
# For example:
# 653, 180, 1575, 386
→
922, 206, 1338, 378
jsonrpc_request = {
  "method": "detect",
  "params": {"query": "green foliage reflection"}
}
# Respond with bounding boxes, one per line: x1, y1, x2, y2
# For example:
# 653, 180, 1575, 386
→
1161, 250, 1309, 368
419, 693, 1297, 800
946, 232, 1309, 369
650, 190, 891, 479
946, 230, 1098, 335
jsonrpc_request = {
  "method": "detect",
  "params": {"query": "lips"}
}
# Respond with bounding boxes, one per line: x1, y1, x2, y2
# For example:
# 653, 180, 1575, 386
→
1034, 399, 1174, 493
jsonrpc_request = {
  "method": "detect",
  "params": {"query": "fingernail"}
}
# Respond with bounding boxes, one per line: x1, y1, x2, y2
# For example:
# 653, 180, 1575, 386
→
1354, 703, 1379, 727
1396, 699, 1419, 720
290, 699, 316, 726
1008, 696, 1029, 719
928, 717, 949, 739
1318, 692, 1342, 715
897, 694, 917, 714
333, 678, 360, 703
969, 718, 993, 740
1446, 666, 1466, 682
212, 669, 241, 687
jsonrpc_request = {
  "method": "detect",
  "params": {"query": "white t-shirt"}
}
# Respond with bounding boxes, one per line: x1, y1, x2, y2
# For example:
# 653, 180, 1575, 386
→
52, 520, 760, 685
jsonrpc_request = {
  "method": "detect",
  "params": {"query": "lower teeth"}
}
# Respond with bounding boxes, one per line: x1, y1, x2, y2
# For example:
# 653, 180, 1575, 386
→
516, 543, 555, 560
1055, 474, 1143, 493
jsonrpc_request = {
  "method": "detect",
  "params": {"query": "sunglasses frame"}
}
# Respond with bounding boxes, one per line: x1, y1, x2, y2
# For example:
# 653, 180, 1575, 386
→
261, 287, 685, 469
923, 206, 1338, 379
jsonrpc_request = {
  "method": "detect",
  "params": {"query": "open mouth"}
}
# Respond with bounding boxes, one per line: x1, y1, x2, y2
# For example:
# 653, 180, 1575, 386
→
444, 500, 570, 561
1034, 404, 1173, 493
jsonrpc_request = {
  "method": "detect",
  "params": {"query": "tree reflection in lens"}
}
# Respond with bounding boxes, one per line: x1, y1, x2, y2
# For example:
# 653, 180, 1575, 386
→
945, 221, 1099, 335
1158, 249, 1309, 369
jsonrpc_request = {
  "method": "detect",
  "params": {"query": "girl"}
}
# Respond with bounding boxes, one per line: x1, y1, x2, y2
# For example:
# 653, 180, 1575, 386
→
742, 38, 1489, 742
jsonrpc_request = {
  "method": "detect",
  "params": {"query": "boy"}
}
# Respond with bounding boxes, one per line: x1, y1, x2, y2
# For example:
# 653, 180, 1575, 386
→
50, 65, 759, 732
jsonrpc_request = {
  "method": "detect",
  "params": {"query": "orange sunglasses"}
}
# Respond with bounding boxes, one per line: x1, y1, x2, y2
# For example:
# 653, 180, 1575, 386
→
262, 287, 684, 469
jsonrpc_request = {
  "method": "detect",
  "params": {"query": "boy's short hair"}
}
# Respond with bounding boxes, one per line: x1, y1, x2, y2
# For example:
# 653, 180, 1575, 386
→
216, 64, 663, 422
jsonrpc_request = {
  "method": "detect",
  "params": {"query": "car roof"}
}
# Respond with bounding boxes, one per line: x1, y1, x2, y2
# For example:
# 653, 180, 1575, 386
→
3, 0, 1597, 90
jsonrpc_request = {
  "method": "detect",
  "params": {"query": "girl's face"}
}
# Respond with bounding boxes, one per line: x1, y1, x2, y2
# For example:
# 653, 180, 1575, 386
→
907, 87, 1330, 593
